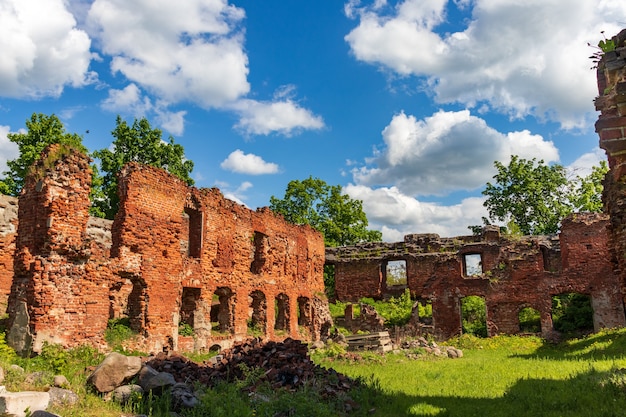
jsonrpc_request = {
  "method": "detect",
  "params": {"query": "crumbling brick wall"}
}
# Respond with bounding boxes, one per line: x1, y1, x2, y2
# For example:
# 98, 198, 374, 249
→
0, 195, 17, 309
595, 29, 626, 311
6, 145, 112, 354
327, 214, 625, 339
4, 146, 331, 355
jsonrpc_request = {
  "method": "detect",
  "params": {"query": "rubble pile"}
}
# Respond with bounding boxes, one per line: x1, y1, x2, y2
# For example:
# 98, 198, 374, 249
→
146, 338, 356, 395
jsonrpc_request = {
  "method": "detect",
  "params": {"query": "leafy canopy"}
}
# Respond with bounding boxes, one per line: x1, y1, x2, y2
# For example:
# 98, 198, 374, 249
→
92, 116, 194, 219
269, 176, 382, 247
0, 113, 86, 196
480, 156, 608, 235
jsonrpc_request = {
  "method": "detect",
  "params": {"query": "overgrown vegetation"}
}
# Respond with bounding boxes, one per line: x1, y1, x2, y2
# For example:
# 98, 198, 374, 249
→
3, 326, 626, 416
104, 317, 136, 350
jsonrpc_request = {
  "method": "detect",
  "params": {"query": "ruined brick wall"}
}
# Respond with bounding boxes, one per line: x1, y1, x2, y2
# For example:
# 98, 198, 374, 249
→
0, 195, 17, 309
3, 148, 330, 355
6, 145, 113, 354
595, 29, 626, 312
327, 214, 625, 340
112, 163, 329, 353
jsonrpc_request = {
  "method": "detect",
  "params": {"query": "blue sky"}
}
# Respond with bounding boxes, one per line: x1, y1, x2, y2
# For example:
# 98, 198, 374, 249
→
1, 0, 625, 241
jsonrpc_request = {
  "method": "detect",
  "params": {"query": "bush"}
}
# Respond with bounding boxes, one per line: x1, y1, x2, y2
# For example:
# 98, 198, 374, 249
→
105, 317, 135, 348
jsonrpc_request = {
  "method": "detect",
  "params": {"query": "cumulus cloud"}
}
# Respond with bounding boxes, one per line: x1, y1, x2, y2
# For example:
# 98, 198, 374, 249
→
345, 184, 488, 241
219, 180, 253, 205
352, 110, 558, 196
220, 150, 280, 175
232, 98, 325, 136
567, 147, 606, 178
101, 84, 187, 135
87, 0, 250, 108
345, 0, 626, 129
0, 0, 94, 98
0, 126, 19, 174
101, 84, 152, 116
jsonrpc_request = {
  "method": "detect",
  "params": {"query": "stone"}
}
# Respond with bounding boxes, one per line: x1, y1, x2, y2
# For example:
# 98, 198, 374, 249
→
112, 384, 144, 404
137, 365, 176, 394
170, 383, 199, 410
53, 375, 69, 388
87, 352, 142, 393
47, 387, 79, 407
0, 390, 50, 417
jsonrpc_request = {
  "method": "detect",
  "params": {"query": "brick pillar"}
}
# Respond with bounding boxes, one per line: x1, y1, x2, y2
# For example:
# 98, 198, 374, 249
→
595, 29, 626, 305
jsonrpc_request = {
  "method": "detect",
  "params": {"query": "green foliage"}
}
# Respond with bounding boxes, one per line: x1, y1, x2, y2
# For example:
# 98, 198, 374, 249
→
461, 295, 487, 337
519, 307, 541, 333
361, 289, 414, 327
105, 317, 136, 348
482, 156, 607, 235
483, 156, 570, 235
269, 176, 382, 247
178, 322, 194, 337
0, 113, 87, 196
92, 116, 194, 219
552, 293, 594, 333
568, 161, 608, 213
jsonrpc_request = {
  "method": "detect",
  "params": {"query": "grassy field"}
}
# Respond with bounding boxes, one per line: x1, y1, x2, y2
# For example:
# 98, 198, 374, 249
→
312, 330, 626, 417
3, 329, 626, 416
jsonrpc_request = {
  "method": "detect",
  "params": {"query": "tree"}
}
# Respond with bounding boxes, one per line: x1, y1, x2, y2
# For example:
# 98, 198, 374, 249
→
92, 116, 194, 219
568, 161, 608, 213
480, 156, 608, 235
269, 176, 382, 247
0, 113, 86, 196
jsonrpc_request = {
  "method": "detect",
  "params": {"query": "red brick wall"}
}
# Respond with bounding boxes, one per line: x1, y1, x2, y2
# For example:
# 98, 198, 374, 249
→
4, 148, 330, 355
327, 215, 625, 340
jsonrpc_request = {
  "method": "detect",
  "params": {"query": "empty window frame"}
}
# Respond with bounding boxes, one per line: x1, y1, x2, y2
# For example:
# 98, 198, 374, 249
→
463, 253, 483, 277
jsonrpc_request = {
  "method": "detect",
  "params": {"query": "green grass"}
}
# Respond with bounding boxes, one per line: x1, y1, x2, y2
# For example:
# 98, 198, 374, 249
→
312, 329, 626, 416
5, 330, 626, 416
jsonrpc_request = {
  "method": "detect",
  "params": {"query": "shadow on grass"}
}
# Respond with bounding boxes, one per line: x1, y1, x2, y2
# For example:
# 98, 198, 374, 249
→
513, 330, 626, 362
364, 367, 626, 417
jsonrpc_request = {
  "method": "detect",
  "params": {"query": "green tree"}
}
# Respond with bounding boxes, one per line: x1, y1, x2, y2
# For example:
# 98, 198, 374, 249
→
568, 161, 608, 213
92, 116, 194, 219
269, 176, 382, 247
482, 156, 572, 235
0, 113, 86, 196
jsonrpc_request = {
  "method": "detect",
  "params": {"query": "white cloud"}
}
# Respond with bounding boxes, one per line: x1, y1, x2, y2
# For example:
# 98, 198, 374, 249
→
0, 126, 19, 174
567, 147, 606, 178
0, 0, 94, 98
351, 110, 558, 196
220, 150, 279, 175
155, 107, 187, 137
232, 98, 325, 136
101, 84, 187, 135
87, 0, 249, 108
221, 181, 253, 206
345, 0, 626, 129
345, 184, 488, 241
101, 84, 152, 116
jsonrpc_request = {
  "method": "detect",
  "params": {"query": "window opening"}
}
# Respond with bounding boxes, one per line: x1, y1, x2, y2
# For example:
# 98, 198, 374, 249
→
463, 254, 483, 277
184, 207, 203, 258
519, 306, 541, 333
385, 260, 407, 286
210, 287, 235, 334
274, 293, 290, 332
551, 293, 593, 333
461, 295, 487, 337
248, 290, 267, 337
250, 231, 268, 274
179, 287, 201, 336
